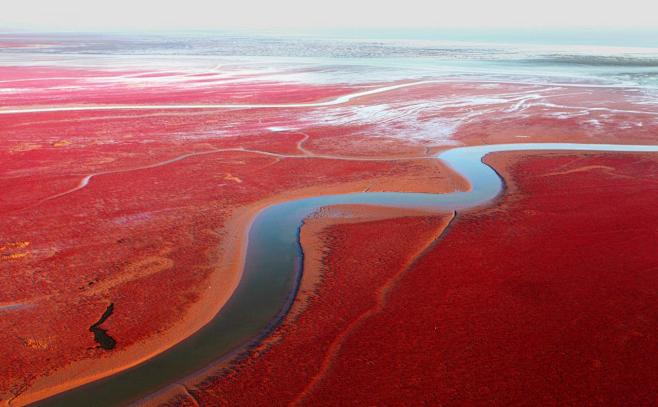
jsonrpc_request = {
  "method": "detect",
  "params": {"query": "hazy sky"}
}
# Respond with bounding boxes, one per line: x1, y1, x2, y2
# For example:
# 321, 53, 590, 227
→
2, 0, 658, 31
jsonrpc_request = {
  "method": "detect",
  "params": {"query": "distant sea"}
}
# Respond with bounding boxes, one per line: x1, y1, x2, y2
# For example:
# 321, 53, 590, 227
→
2, 30, 658, 88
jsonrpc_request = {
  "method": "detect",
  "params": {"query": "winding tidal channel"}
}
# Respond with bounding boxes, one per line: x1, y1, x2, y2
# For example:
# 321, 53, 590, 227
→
37, 143, 658, 406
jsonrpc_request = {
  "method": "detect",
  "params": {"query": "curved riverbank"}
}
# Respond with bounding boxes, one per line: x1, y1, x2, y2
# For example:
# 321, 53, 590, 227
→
292, 151, 658, 405
30, 143, 658, 406
15, 163, 457, 406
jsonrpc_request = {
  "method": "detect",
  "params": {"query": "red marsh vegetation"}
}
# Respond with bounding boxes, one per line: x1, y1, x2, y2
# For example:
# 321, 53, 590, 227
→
170, 151, 658, 406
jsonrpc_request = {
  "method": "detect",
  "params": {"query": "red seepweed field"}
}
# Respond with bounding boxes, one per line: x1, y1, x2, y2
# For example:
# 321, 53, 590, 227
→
1, 52, 658, 405
164, 152, 658, 406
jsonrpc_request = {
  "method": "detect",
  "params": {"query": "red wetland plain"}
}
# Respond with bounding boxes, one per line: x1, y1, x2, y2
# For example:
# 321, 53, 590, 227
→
1, 53, 657, 405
